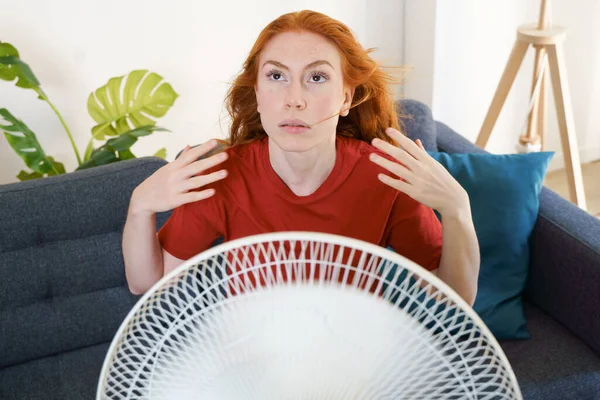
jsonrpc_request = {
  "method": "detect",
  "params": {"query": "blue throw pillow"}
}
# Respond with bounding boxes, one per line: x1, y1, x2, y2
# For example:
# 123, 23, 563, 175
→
424, 151, 554, 339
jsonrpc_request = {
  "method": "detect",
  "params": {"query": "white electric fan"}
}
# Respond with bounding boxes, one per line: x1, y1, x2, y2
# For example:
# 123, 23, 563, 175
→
97, 232, 522, 399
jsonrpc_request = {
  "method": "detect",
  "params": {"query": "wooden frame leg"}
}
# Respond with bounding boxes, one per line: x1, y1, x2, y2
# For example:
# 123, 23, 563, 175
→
538, 59, 548, 150
539, 63, 549, 186
522, 45, 546, 145
546, 43, 587, 210
476, 39, 529, 148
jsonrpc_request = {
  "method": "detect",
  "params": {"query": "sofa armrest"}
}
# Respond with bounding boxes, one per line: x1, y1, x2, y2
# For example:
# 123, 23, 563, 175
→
436, 120, 600, 355
526, 189, 600, 355
435, 121, 487, 155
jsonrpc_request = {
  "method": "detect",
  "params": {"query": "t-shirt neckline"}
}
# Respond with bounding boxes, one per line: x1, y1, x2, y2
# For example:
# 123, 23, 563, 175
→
259, 136, 346, 204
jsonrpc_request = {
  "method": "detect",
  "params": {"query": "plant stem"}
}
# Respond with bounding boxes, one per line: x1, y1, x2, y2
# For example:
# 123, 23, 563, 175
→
35, 88, 82, 165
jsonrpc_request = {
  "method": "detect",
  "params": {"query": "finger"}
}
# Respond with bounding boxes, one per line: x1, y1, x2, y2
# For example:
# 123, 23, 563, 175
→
371, 139, 419, 171
416, 139, 425, 150
177, 140, 219, 166
182, 169, 228, 192
181, 188, 216, 204
369, 153, 413, 182
378, 173, 413, 195
182, 151, 229, 177
384, 128, 424, 160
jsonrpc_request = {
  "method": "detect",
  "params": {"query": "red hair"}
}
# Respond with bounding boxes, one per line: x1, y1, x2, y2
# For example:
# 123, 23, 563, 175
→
224, 10, 404, 146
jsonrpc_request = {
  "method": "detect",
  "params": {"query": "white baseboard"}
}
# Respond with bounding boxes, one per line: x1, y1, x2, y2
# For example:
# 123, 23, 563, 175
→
546, 145, 600, 172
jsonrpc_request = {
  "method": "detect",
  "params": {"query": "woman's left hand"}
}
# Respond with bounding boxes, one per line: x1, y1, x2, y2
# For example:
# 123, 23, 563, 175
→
370, 127, 470, 218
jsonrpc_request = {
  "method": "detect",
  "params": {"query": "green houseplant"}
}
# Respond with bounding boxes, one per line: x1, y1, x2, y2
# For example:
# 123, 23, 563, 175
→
0, 40, 178, 181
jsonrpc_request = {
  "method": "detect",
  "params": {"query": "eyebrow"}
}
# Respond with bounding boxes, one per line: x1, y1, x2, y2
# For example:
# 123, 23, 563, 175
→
261, 60, 335, 71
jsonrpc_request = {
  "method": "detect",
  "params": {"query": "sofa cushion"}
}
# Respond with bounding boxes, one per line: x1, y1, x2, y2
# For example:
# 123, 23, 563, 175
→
0, 158, 170, 367
0, 342, 109, 400
501, 302, 600, 399
428, 151, 553, 339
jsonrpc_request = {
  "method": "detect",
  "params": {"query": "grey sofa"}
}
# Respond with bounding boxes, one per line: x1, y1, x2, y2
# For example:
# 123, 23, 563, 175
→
1, 99, 599, 399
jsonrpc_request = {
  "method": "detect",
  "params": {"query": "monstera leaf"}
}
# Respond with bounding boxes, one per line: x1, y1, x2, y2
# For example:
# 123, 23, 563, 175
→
77, 125, 169, 170
153, 148, 167, 159
0, 41, 40, 90
16, 156, 65, 181
0, 108, 65, 180
87, 70, 178, 140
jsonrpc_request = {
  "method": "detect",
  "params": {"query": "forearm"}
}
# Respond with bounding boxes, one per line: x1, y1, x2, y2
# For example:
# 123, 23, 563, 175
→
437, 206, 480, 306
122, 201, 164, 295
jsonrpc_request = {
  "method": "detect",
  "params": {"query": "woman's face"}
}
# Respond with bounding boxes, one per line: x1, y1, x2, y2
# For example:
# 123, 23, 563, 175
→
255, 31, 353, 152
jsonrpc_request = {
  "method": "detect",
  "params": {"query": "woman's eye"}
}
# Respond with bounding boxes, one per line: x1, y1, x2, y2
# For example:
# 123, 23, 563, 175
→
267, 70, 283, 81
310, 73, 329, 83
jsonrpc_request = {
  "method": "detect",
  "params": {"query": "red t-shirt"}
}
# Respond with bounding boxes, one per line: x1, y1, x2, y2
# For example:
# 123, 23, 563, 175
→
157, 136, 442, 272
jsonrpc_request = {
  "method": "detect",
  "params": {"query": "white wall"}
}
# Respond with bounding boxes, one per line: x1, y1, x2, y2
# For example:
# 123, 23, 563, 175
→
4, 1, 598, 184
402, 0, 437, 105
0, 0, 404, 185
405, 0, 600, 172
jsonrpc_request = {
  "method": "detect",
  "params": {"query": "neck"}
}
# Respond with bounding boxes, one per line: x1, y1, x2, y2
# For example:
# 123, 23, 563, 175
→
268, 137, 337, 196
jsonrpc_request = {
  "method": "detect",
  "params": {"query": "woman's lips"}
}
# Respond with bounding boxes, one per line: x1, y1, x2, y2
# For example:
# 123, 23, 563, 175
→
280, 125, 311, 134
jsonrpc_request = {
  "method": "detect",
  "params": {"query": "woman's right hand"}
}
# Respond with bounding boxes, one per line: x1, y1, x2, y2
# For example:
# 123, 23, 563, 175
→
129, 140, 228, 215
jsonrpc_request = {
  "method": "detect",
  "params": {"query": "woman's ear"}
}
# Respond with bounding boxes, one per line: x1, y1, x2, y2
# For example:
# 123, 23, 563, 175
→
340, 86, 355, 117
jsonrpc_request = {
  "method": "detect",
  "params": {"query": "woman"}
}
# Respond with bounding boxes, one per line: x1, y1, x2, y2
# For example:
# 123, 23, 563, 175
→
122, 10, 480, 305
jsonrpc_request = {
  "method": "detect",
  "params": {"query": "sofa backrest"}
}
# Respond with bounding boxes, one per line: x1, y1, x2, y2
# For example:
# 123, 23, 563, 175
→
0, 158, 170, 368
396, 99, 439, 152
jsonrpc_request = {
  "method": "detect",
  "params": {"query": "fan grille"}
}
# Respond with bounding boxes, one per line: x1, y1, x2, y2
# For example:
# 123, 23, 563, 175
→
98, 232, 521, 400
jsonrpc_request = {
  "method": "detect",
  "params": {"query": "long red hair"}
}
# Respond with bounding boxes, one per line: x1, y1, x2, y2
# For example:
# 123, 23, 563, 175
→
224, 10, 404, 146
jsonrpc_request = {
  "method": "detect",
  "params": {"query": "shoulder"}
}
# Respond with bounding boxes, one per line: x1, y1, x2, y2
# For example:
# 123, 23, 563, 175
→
338, 136, 424, 210
201, 137, 264, 175
337, 136, 397, 177
336, 136, 399, 201
198, 138, 265, 201
225, 137, 265, 159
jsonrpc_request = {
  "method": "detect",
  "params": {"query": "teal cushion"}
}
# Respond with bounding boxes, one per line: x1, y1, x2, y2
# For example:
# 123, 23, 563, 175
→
424, 151, 554, 339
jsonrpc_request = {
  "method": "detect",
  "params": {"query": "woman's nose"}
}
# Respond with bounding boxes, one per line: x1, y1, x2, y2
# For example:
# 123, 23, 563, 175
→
286, 99, 305, 110
285, 82, 306, 110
